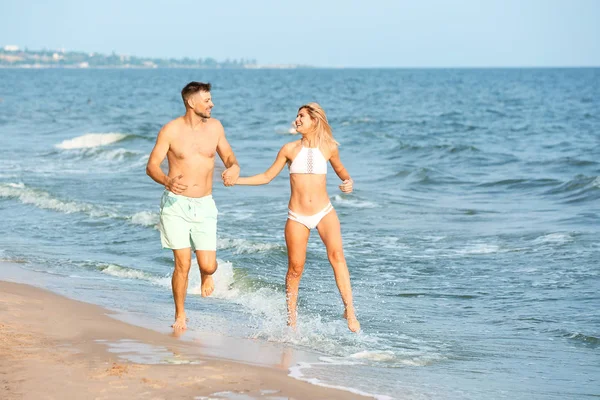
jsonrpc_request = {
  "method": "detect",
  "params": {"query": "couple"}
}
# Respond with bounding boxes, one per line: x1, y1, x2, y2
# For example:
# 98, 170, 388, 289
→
146, 82, 360, 334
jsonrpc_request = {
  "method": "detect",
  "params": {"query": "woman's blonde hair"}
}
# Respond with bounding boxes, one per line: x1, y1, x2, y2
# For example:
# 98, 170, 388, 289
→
299, 103, 339, 147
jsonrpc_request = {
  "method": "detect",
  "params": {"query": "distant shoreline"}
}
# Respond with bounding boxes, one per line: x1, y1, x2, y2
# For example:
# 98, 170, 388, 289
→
0, 65, 596, 70
0, 46, 311, 70
0, 65, 313, 70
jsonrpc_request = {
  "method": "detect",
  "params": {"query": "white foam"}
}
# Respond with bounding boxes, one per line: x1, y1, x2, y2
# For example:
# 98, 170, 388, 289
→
318, 356, 363, 366
217, 238, 281, 254
0, 182, 116, 217
274, 123, 298, 135
221, 208, 256, 221
0, 183, 163, 227
331, 195, 378, 209
99, 264, 171, 287
55, 133, 128, 149
188, 260, 236, 296
101, 264, 152, 280
350, 350, 396, 362
95, 147, 141, 161
130, 211, 159, 227
456, 243, 500, 255
341, 118, 371, 126
532, 233, 573, 245
289, 362, 393, 400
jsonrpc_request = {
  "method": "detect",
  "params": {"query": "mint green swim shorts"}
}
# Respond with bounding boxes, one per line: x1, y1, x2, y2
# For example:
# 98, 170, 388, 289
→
159, 191, 218, 251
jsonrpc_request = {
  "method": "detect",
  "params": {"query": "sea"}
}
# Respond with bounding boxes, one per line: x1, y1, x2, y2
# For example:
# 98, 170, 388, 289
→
0, 67, 598, 399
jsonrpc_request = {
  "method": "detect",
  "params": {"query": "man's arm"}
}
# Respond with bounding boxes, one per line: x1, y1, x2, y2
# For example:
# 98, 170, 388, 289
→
216, 121, 240, 186
328, 145, 353, 193
146, 124, 187, 194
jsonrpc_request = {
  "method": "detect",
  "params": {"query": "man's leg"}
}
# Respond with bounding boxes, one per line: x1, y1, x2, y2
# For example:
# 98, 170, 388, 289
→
172, 248, 192, 331
195, 250, 217, 297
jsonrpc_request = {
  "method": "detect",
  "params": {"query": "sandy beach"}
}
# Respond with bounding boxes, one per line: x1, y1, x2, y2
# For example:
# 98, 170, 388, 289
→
0, 276, 370, 400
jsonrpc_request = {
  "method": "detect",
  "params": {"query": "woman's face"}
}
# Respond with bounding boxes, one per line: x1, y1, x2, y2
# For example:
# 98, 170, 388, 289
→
294, 108, 314, 134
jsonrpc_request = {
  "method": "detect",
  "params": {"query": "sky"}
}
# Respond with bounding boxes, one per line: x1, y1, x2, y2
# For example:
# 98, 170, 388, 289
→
1, 0, 599, 67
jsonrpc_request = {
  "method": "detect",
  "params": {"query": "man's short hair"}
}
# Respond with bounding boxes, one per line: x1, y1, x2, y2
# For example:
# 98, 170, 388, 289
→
181, 81, 211, 106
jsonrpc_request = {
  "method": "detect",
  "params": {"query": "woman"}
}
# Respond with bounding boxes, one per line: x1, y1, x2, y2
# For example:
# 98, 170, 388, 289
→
233, 103, 360, 332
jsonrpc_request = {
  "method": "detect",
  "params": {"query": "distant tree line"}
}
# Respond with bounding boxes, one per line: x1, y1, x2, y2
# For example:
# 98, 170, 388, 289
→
0, 47, 258, 68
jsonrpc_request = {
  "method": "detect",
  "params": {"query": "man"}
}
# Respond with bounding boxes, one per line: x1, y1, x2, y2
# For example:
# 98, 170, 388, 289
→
146, 81, 240, 332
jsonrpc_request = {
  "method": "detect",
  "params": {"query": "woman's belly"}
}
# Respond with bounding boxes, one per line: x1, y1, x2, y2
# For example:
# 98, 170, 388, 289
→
288, 175, 330, 215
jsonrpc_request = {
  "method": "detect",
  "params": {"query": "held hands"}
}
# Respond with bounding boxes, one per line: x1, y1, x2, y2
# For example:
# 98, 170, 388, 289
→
222, 164, 240, 187
339, 178, 353, 193
165, 174, 188, 194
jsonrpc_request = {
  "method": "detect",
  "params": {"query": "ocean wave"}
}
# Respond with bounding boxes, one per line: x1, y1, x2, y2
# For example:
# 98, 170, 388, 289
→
274, 123, 298, 135
331, 195, 378, 209
542, 175, 600, 204
220, 208, 256, 221
92, 260, 234, 294
389, 142, 480, 155
99, 264, 169, 285
56, 146, 143, 164
390, 292, 478, 300
350, 350, 396, 362
436, 110, 462, 118
55, 133, 129, 149
289, 362, 394, 400
340, 117, 372, 126
217, 238, 283, 254
93, 148, 142, 161
350, 350, 443, 368
0, 182, 160, 228
455, 243, 500, 255
532, 233, 574, 246
130, 211, 159, 227
403, 167, 468, 186
564, 332, 600, 348
205, 266, 392, 367
532, 157, 599, 168
0, 182, 118, 218
477, 178, 560, 189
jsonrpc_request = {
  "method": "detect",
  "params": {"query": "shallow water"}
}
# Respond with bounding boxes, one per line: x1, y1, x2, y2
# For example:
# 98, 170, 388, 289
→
0, 68, 599, 399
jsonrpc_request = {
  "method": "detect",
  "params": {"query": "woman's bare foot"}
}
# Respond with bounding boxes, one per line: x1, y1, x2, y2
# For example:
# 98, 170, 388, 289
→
343, 308, 360, 332
172, 313, 187, 331
200, 275, 214, 297
287, 309, 297, 330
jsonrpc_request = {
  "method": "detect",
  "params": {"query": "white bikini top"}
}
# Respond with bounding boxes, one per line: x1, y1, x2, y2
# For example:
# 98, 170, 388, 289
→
289, 146, 328, 175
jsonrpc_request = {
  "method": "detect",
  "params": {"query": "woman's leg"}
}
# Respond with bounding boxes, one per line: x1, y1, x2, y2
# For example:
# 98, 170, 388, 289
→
316, 210, 360, 332
284, 219, 310, 328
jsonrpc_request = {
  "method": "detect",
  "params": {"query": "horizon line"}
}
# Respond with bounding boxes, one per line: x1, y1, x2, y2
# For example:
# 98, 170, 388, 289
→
2, 45, 599, 70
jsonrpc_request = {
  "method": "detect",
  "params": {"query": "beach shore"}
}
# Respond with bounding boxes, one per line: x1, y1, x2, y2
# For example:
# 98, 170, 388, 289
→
0, 276, 369, 400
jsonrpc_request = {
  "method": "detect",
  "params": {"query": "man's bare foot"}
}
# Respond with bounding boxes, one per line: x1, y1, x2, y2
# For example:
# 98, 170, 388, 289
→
201, 275, 214, 297
343, 309, 361, 332
172, 314, 187, 332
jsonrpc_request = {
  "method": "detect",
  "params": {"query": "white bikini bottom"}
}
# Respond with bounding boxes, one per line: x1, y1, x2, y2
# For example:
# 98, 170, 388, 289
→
287, 203, 334, 230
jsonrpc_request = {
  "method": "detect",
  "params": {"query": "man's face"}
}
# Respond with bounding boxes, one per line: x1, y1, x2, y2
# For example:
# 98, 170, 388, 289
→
191, 91, 213, 118
294, 108, 313, 134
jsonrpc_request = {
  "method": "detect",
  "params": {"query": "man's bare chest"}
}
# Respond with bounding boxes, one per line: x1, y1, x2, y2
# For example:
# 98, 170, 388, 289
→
170, 133, 218, 159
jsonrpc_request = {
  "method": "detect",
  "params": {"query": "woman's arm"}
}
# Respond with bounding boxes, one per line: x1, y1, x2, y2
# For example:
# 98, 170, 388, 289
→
328, 145, 353, 193
236, 145, 290, 186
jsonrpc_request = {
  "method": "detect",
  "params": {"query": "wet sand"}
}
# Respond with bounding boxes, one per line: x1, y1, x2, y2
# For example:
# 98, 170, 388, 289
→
0, 277, 370, 400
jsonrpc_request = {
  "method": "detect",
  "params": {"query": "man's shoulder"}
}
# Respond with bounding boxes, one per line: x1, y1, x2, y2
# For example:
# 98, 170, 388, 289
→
207, 118, 224, 131
160, 117, 184, 134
